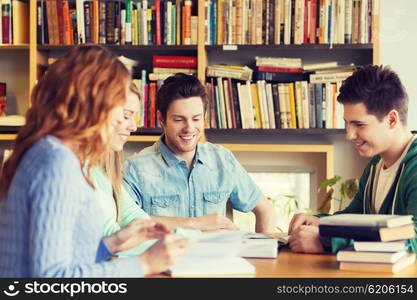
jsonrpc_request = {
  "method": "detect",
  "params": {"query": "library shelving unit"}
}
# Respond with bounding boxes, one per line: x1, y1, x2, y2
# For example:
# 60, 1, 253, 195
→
0, 0, 380, 204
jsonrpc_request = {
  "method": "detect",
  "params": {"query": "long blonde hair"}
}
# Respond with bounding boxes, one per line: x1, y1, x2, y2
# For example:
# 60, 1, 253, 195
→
99, 83, 141, 222
0, 45, 130, 196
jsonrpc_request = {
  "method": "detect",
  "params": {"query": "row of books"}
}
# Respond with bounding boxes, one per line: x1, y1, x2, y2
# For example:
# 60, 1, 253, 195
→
0, 0, 28, 45
205, 0, 373, 45
37, 0, 198, 45
319, 214, 416, 273
205, 78, 346, 130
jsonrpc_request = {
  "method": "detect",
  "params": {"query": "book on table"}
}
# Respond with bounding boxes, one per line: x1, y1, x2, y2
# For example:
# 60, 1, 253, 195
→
319, 214, 413, 228
353, 240, 409, 252
339, 253, 416, 273
319, 223, 415, 242
319, 214, 415, 242
336, 247, 408, 263
169, 231, 281, 277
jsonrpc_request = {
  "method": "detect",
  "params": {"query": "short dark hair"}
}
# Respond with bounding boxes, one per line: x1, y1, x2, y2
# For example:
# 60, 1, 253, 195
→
156, 73, 208, 120
337, 65, 408, 124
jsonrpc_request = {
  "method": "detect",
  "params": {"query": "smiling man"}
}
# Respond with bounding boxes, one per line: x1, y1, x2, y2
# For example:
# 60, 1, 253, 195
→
288, 65, 417, 254
123, 73, 275, 233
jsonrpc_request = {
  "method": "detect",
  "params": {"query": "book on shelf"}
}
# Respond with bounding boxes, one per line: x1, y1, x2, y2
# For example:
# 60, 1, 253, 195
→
339, 253, 416, 274
153, 67, 197, 74
353, 240, 409, 253
153, 55, 197, 68
309, 71, 353, 83
336, 247, 408, 264
0, 115, 26, 126
255, 57, 303, 68
2, 149, 12, 164
0, 82, 6, 116
303, 61, 339, 71
319, 214, 414, 228
11, 0, 28, 44
206, 65, 253, 81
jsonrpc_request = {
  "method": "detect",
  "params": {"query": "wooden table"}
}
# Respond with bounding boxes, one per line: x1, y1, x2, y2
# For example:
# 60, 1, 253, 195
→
246, 248, 417, 278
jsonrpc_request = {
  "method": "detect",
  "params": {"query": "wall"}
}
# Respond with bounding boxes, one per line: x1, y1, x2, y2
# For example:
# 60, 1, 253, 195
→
379, 0, 417, 130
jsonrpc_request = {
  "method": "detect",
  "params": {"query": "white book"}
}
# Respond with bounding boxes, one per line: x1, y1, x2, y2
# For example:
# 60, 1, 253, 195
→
170, 255, 255, 277
353, 241, 409, 253
245, 81, 256, 129
278, 84, 288, 129
337, 0, 345, 44
222, 79, 233, 129
257, 80, 269, 129
76, 0, 85, 44
301, 81, 310, 129
238, 238, 278, 258
319, 214, 414, 228
337, 248, 408, 263
266, 83, 276, 129
284, 0, 291, 45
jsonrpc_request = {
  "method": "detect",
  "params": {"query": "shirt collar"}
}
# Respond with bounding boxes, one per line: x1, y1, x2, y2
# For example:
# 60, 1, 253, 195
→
156, 135, 208, 168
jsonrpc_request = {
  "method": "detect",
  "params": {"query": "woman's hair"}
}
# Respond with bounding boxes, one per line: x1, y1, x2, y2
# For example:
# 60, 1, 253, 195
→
100, 83, 141, 223
0, 45, 130, 196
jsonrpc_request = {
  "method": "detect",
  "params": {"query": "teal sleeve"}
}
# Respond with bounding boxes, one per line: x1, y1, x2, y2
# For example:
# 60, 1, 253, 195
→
173, 227, 202, 237
119, 185, 150, 229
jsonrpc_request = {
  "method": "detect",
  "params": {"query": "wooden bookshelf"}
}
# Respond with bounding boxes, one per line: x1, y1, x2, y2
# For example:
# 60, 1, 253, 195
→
1, 0, 380, 173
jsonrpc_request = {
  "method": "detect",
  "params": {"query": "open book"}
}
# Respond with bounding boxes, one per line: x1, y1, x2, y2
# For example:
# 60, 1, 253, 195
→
169, 231, 285, 277
169, 231, 256, 277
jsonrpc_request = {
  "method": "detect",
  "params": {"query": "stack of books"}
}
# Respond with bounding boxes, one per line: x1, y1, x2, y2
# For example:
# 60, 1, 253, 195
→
319, 214, 416, 273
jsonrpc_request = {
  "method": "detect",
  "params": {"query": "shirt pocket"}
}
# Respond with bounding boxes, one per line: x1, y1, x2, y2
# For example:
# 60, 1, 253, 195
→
203, 191, 229, 215
151, 194, 180, 217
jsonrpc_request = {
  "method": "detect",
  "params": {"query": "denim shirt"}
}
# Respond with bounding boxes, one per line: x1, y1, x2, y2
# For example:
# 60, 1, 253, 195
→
123, 137, 262, 218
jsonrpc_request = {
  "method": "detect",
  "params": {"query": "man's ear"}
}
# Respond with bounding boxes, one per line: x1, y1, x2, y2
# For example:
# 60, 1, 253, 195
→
157, 110, 165, 127
387, 109, 399, 128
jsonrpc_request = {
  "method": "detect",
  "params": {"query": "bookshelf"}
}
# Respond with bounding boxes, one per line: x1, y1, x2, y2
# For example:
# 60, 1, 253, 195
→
0, 0, 380, 216
0, 0, 380, 131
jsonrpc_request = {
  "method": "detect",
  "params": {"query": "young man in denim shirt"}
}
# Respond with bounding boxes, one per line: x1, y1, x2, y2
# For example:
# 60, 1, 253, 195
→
124, 74, 275, 233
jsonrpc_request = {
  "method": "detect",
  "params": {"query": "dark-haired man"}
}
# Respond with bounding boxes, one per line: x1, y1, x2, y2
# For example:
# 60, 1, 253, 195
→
124, 73, 275, 233
288, 65, 417, 253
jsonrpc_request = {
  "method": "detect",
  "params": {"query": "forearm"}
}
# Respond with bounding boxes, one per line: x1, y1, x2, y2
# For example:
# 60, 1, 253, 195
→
252, 197, 276, 233
254, 211, 275, 233
151, 216, 200, 230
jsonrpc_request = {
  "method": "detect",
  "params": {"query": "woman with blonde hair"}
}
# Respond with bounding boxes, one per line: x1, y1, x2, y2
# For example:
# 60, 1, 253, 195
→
94, 83, 200, 256
0, 45, 188, 277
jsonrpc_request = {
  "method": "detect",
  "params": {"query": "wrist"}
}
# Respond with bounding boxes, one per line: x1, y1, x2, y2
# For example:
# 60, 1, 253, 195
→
103, 234, 120, 254
138, 253, 150, 275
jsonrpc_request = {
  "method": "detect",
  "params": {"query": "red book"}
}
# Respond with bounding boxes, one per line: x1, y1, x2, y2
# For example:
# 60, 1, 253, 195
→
155, 0, 161, 45
56, 0, 65, 44
149, 82, 157, 128
303, 0, 309, 44
309, 0, 317, 43
152, 55, 197, 68
258, 66, 304, 73
0, 82, 6, 116
143, 84, 149, 127
1, 2, 11, 44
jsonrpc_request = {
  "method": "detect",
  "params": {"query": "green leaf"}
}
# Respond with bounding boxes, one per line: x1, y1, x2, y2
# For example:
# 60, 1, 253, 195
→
319, 176, 342, 189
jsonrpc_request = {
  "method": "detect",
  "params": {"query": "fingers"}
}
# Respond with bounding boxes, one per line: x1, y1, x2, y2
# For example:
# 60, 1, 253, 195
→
288, 213, 305, 235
